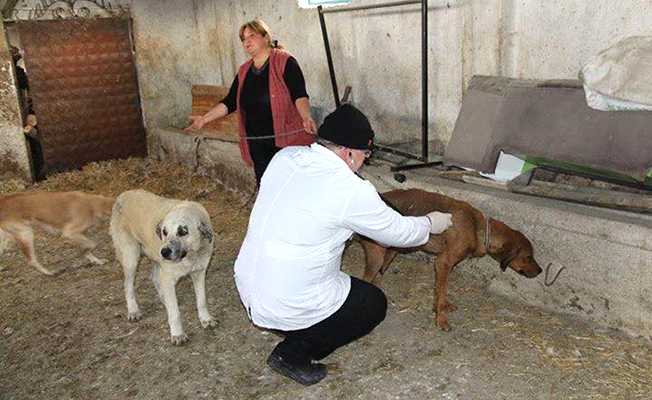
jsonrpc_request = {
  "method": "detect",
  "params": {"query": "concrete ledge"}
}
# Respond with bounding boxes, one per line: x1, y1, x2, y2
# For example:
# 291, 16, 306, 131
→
144, 131, 652, 339
150, 126, 255, 193
361, 163, 652, 339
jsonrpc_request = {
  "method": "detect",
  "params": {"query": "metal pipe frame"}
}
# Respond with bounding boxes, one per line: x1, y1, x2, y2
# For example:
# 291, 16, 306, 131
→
318, 0, 436, 167
318, 5, 341, 107
320, 0, 421, 14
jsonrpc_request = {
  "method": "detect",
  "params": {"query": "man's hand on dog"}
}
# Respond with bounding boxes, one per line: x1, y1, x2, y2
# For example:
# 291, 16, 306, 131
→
426, 212, 453, 235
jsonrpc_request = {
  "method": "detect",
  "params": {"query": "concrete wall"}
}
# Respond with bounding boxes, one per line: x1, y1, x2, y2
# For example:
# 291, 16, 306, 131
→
0, 19, 31, 181
3, 1, 652, 177
130, 0, 236, 131
198, 0, 652, 149
0, 0, 236, 170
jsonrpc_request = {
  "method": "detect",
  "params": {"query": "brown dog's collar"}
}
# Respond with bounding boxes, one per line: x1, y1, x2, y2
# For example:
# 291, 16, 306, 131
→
484, 216, 491, 252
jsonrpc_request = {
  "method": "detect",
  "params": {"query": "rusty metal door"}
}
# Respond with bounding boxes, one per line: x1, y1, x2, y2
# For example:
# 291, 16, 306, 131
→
17, 18, 147, 174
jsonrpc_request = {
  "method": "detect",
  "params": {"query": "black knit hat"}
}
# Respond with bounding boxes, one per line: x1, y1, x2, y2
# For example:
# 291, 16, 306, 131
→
317, 104, 375, 150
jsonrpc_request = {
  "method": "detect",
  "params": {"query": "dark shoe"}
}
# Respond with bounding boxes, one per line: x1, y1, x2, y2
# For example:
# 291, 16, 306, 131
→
266, 352, 328, 386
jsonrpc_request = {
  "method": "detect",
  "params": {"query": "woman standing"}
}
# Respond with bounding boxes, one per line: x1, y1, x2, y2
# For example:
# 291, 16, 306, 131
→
185, 19, 316, 185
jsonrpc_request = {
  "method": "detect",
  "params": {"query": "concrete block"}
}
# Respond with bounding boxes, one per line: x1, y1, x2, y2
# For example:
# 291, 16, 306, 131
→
155, 127, 199, 168
197, 136, 255, 193
444, 87, 503, 172
151, 126, 255, 194
445, 76, 652, 180
0, 21, 32, 182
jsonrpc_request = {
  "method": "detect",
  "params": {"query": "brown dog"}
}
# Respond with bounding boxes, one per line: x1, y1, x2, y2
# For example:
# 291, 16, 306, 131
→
359, 188, 542, 331
0, 190, 115, 275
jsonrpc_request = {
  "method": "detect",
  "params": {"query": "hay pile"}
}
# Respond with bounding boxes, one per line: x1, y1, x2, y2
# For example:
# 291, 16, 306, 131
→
0, 157, 221, 198
451, 281, 652, 400
0, 157, 252, 232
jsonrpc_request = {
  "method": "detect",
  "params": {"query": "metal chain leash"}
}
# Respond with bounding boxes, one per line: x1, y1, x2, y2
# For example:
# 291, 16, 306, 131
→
544, 262, 566, 286
236, 127, 309, 140
190, 127, 311, 170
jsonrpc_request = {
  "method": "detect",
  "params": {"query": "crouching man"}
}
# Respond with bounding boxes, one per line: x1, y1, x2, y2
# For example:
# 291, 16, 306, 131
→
234, 104, 453, 385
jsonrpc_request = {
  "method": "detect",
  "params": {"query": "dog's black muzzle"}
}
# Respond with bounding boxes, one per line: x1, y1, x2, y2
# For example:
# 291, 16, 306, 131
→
161, 245, 188, 262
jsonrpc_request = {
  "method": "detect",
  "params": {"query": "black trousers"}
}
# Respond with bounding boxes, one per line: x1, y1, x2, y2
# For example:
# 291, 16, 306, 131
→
249, 138, 281, 186
273, 276, 388, 366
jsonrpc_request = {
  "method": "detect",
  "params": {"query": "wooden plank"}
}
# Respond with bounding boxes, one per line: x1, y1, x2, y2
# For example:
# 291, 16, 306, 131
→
436, 170, 479, 182
462, 175, 508, 191
190, 85, 238, 138
507, 181, 652, 212
464, 174, 652, 212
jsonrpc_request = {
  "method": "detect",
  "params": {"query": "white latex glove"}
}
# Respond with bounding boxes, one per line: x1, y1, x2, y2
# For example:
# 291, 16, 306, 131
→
426, 212, 453, 234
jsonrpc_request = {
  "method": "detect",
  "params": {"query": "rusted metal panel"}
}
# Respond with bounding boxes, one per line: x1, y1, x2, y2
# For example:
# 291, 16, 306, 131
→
17, 18, 147, 174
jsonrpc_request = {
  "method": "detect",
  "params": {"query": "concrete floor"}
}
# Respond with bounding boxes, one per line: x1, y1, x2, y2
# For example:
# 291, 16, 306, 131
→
1, 158, 651, 399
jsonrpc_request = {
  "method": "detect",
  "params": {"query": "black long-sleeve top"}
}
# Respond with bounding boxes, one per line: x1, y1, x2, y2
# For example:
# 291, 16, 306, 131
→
220, 56, 308, 138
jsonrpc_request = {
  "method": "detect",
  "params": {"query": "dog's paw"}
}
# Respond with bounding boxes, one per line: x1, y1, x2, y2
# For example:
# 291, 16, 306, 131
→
85, 253, 108, 265
171, 333, 189, 346
435, 316, 452, 332
200, 317, 219, 329
127, 311, 142, 322
33, 264, 56, 275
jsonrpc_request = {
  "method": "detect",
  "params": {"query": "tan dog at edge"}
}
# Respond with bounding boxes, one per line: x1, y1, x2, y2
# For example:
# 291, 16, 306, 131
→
110, 189, 217, 345
0, 190, 114, 275
359, 188, 542, 331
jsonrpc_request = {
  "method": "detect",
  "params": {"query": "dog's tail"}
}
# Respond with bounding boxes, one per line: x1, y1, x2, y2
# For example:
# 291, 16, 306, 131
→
0, 228, 15, 254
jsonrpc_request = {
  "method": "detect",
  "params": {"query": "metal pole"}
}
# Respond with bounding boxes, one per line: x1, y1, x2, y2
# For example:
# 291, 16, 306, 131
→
318, 5, 341, 108
321, 0, 420, 14
317, 0, 440, 171
421, 0, 428, 162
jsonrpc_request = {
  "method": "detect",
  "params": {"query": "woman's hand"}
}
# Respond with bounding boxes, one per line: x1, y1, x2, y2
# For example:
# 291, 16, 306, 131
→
185, 104, 228, 132
303, 117, 317, 135
295, 97, 316, 135
184, 115, 206, 132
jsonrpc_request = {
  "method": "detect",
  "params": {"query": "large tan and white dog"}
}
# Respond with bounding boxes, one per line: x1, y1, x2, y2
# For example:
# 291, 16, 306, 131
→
110, 189, 217, 345
0, 190, 115, 275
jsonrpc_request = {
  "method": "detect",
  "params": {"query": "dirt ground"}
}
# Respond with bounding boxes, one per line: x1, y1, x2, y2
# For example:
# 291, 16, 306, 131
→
1, 158, 651, 400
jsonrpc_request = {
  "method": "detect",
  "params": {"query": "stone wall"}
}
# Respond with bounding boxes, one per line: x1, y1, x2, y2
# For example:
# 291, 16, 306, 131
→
4, 1, 652, 180
0, 19, 31, 181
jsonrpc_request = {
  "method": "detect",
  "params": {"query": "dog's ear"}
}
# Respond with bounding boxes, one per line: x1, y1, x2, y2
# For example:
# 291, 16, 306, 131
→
156, 223, 162, 240
499, 249, 518, 272
492, 240, 512, 272
199, 222, 213, 241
